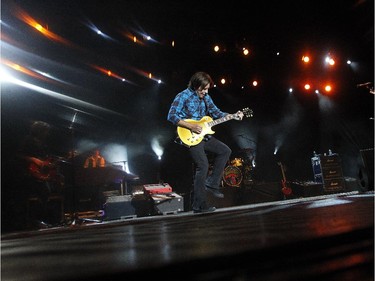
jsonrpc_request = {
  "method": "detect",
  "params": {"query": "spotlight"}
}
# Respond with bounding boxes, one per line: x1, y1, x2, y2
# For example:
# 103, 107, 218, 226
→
324, 84, 332, 93
302, 55, 310, 63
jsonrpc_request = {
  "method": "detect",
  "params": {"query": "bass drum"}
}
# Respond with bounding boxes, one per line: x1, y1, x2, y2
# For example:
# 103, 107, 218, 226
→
223, 165, 243, 187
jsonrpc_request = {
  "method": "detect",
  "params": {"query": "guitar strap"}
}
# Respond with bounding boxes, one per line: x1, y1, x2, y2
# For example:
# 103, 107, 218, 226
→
202, 97, 212, 142
203, 96, 210, 117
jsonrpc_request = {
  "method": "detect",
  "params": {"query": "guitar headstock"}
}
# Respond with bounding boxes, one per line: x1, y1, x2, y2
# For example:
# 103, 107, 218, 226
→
242, 107, 254, 118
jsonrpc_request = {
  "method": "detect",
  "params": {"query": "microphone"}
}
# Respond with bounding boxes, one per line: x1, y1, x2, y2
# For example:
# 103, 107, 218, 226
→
357, 82, 372, 87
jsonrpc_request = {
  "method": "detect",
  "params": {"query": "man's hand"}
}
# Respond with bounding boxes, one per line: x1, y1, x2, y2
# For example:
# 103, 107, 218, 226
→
234, 111, 244, 120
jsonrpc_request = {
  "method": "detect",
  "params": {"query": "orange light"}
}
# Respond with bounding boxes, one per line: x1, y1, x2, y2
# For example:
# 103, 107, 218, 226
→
302, 56, 310, 63
220, 78, 226, 85
214, 45, 220, 52
304, 84, 311, 90
14, 7, 72, 46
252, 80, 258, 86
325, 85, 332, 92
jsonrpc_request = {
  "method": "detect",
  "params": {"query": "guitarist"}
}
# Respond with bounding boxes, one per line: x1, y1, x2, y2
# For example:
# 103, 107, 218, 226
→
167, 71, 244, 213
18, 121, 64, 227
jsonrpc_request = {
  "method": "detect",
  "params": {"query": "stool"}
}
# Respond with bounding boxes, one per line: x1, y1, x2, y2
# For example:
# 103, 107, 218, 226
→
26, 194, 64, 226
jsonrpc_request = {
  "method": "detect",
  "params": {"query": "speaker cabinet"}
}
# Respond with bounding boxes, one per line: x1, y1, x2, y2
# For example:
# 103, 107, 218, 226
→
359, 148, 374, 190
103, 194, 152, 220
311, 153, 345, 193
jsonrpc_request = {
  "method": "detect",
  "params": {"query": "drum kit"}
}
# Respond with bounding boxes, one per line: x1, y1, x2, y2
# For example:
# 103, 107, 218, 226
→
222, 148, 255, 188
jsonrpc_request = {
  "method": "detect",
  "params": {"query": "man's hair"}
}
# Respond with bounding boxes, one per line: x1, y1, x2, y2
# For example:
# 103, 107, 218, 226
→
188, 71, 214, 90
30, 121, 50, 137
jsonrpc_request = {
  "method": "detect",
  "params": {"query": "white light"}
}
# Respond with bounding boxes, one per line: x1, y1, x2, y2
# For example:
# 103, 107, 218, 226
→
347, 60, 352, 64
151, 137, 164, 158
0, 67, 16, 83
289, 88, 293, 93
158, 79, 162, 84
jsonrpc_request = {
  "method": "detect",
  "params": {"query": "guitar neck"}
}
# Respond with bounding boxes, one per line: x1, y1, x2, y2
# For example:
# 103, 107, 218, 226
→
208, 114, 235, 127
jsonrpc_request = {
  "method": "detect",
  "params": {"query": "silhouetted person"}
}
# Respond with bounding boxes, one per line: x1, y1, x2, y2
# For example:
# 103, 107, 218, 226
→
19, 121, 64, 228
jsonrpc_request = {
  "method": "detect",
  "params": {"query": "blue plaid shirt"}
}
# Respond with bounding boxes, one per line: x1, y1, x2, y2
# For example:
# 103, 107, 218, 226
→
167, 87, 227, 125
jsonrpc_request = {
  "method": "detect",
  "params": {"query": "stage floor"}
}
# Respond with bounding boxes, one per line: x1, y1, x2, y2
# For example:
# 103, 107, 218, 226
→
1, 191, 374, 281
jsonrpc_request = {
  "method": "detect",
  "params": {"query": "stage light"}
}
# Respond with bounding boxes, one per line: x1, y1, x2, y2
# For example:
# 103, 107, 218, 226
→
252, 80, 258, 87
289, 88, 293, 93
302, 55, 310, 63
346, 60, 351, 65
220, 78, 226, 85
214, 45, 220, 52
171, 40, 175, 47
243, 48, 250, 56
324, 84, 332, 92
304, 83, 311, 90
151, 137, 164, 159
325, 55, 335, 66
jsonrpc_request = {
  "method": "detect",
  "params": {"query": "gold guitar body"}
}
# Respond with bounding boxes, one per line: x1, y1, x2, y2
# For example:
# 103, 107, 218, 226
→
176, 108, 253, 147
177, 116, 215, 146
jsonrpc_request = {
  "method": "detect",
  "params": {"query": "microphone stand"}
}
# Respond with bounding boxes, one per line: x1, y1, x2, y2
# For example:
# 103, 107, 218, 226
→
66, 111, 89, 226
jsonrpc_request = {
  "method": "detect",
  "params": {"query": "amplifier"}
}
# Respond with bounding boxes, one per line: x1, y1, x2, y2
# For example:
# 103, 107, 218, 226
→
104, 194, 152, 220
318, 155, 341, 166
151, 192, 184, 215
324, 178, 346, 193
311, 153, 344, 188
143, 183, 173, 195
290, 181, 324, 197
321, 166, 343, 180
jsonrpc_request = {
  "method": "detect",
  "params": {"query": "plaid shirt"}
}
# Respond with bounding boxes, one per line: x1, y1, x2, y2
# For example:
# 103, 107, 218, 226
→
167, 87, 227, 125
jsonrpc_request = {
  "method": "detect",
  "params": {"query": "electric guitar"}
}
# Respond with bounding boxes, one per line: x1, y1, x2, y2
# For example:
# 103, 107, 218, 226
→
278, 162, 292, 197
28, 157, 64, 186
177, 107, 253, 147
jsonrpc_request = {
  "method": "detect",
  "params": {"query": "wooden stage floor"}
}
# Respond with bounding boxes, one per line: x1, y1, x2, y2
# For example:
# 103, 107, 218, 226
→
1, 191, 374, 281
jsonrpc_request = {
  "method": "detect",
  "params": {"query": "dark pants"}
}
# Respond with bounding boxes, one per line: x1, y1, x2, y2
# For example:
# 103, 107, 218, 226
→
189, 136, 231, 210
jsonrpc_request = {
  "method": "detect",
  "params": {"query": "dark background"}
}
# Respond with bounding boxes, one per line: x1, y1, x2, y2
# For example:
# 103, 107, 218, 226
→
1, 0, 374, 231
